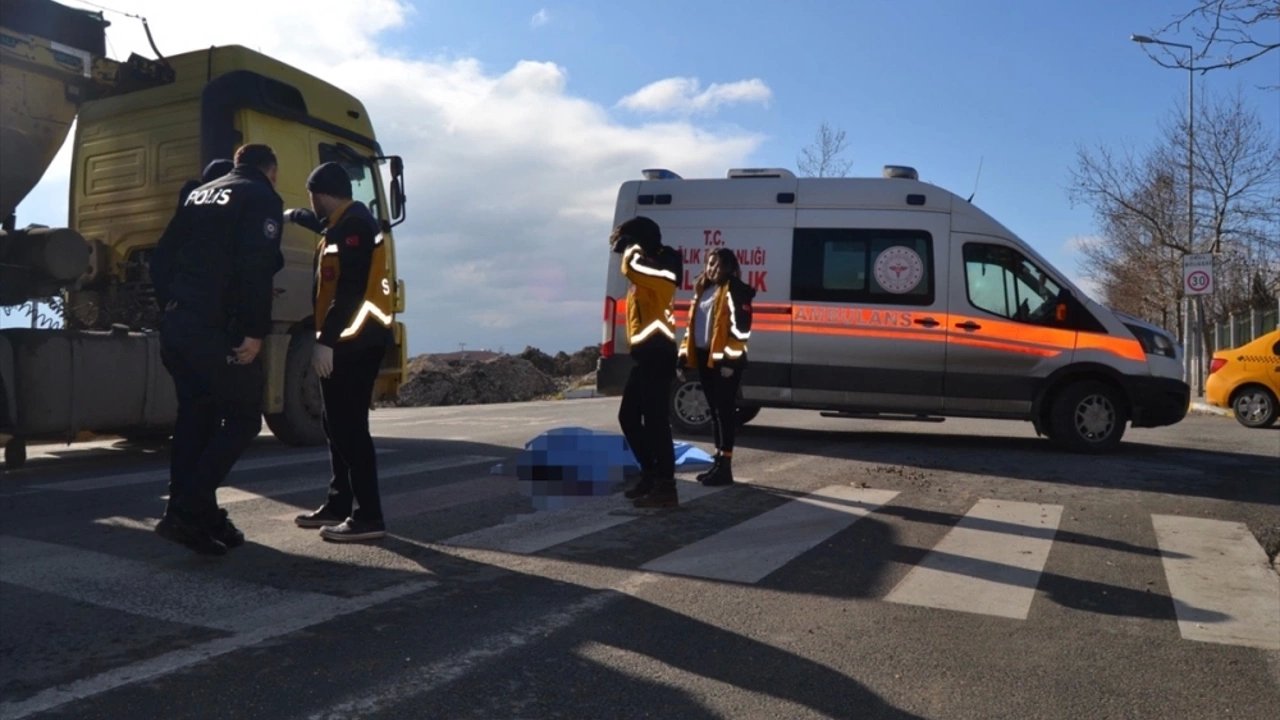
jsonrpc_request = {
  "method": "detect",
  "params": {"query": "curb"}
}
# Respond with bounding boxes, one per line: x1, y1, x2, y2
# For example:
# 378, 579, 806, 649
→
1189, 401, 1232, 418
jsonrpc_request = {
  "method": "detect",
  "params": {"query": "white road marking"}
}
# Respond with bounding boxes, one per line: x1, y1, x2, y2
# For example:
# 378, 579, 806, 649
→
0, 536, 342, 633
216, 455, 501, 505
641, 486, 899, 583
442, 480, 726, 554
885, 499, 1063, 619
0, 578, 433, 720
1152, 515, 1280, 650
29, 449, 395, 493
268, 475, 516, 523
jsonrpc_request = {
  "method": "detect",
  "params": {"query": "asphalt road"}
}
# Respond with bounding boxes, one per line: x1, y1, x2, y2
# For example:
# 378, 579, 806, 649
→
1, 400, 1277, 720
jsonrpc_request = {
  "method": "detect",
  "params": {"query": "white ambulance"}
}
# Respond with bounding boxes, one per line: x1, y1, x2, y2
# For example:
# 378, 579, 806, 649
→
597, 166, 1189, 453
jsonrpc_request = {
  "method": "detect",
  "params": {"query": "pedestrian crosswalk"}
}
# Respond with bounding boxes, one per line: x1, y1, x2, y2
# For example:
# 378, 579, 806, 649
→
3, 451, 1279, 655
885, 499, 1063, 619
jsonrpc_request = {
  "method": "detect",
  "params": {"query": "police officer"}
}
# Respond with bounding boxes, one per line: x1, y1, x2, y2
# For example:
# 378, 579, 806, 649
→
611, 216, 682, 508
289, 162, 394, 542
153, 144, 284, 556
151, 158, 233, 314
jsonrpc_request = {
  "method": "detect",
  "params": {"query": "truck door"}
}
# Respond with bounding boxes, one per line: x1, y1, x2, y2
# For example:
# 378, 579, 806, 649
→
945, 238, 1077, 416
789, 212, 950, 413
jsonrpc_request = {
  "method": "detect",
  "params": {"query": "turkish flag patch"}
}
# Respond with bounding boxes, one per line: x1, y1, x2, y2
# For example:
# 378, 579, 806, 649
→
345, 234, 361, 247
322, 267, 337, 281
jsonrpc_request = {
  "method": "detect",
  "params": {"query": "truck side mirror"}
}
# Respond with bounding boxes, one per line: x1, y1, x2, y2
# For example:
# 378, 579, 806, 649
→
389, 156, 406, 227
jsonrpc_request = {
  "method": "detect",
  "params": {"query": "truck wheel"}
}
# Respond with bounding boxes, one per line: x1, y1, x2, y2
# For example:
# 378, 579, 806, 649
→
1230, 385, 1278, 428
4, 437, 26, 471
264, 332, 327, 446
1048, 380, 1128, 453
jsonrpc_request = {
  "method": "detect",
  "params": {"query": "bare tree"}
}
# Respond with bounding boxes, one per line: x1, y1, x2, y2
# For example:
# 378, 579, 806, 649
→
1069, 90, 1279, 340
797, 122, 853, 177
1140, 0, 1279, 76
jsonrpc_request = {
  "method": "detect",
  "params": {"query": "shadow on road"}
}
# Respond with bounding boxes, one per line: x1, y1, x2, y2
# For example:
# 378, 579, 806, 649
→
729, 423, 1280, 505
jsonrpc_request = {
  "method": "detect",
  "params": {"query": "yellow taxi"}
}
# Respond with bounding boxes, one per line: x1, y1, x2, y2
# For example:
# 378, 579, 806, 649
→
1205, 329, 1280, 428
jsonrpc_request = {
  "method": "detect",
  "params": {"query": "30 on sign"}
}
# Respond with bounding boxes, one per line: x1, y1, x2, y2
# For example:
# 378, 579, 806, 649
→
1181, 253, 1214, 296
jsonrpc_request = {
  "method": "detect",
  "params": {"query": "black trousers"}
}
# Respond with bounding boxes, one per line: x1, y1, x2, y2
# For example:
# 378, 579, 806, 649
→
693, 348, 743, 453
321, 343, 386, 523
160, 312, 263, 526
618, 345, 676, 482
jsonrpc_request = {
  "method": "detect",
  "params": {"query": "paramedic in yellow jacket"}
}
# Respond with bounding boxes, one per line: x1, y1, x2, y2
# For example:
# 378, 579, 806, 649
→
679, 248, 755, 486
286, 162, 393, 542
611, 216, 683, 508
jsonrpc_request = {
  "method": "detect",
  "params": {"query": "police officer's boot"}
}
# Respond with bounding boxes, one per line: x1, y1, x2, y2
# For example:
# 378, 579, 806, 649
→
212, 508, 245, 549
701, 455, 734, 486
624, 470, 655, 500
696, 455, 722, 483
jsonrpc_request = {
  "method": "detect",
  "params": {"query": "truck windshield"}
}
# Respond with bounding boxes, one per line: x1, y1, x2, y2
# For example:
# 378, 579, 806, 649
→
319, 144, 382, 226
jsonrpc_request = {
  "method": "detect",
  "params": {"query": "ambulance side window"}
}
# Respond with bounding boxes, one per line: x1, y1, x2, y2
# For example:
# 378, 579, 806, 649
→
792, 228, 934, 306
963, 243, 1063, 326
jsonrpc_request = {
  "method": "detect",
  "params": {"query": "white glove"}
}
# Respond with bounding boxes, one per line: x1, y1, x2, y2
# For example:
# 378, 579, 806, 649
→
719, 366, 734, 378
311, 343, 334, 379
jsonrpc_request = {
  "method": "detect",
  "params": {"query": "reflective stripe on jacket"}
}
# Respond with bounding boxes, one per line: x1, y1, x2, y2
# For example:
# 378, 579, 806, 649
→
621, 244, 680, 351
313, 200, 393, 345
681, 276, 755, 367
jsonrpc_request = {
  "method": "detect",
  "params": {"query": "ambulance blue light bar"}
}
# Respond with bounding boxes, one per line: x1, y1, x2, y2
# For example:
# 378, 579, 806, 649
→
641, 168, 682, 180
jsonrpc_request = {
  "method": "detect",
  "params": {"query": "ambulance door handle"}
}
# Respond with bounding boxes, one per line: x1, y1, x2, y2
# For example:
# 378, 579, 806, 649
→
913, 317, 940, 328
955, 321, 982, 331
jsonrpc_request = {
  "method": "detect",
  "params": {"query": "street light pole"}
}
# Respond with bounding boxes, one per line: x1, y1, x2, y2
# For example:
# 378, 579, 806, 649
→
1131, 34, 1198, 391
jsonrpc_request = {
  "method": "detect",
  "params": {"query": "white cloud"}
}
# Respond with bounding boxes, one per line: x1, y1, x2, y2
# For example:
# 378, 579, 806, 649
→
16, 1, 765, 352
531, 8, 551, 28
617, 77, 772, 115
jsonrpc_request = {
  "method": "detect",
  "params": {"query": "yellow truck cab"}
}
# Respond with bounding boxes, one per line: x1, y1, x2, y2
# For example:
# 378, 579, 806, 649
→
1, 34, 408, 467
598, 166, 1189, 453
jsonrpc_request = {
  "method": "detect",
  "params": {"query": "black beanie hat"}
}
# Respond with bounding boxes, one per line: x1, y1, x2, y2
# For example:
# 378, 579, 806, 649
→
307, 162, 352, 198
202, 159, 233, 183
618, 216, 661, 253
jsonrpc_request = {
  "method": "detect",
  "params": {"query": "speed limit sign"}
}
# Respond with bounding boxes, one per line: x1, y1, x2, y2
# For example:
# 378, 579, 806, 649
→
1182, 254, 1214, 296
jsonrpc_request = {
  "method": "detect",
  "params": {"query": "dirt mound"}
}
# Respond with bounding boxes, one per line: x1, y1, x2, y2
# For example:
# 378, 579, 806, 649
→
396, 345, 598, 407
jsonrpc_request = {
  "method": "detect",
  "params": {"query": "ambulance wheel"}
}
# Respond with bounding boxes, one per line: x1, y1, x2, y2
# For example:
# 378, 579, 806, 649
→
265, 332, 327, 446
670, 378, 713, 435
4, 437, 26, 471
669, 380, 760, 435
1048, 380, 1128, 453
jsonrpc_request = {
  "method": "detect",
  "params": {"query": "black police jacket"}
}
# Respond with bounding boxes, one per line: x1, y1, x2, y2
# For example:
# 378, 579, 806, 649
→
153, 166, 284, 341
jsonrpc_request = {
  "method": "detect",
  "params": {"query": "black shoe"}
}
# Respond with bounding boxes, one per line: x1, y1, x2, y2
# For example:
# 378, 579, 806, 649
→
695, 456, 722, 483
295, 506, 347, 528
623, 472, 655, 500
632, 485, 679, 509
320, 517, 387, 542
212, 509, 245, 548
155, 514, 228, 556
701, 457, 734, 487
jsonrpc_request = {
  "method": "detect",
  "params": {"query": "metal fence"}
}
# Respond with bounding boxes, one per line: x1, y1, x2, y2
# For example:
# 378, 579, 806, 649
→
1209, 303, 1279, 351
1181, 297, 1280, 398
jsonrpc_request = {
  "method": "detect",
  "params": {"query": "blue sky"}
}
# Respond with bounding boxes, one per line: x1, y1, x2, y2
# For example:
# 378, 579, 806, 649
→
7, 0, 1278, 354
